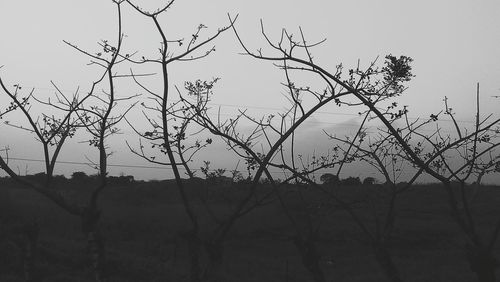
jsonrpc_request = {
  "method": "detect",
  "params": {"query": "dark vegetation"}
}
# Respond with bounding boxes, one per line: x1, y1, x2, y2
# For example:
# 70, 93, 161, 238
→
1, 175, 500, 282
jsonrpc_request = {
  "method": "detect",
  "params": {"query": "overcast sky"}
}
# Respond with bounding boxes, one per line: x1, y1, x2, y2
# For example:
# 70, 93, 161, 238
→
1, 0, 499, 183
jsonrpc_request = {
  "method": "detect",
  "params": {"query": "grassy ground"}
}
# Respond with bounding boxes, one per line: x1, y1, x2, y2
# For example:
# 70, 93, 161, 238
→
1, 182, 499, 281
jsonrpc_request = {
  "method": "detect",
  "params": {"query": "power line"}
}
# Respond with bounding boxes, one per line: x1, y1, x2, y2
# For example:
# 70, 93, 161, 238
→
208, 102, 478, 124
6, 157, 171, 170
12, 85, 479, 125
4, 156, 325, 175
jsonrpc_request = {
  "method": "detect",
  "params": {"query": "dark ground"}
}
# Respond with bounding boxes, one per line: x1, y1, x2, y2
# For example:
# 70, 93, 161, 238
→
1, 180, 499, 281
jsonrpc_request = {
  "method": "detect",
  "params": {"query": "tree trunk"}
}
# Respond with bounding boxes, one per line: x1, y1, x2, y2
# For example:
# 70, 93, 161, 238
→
293, 236, 326, 282
82, 208, 106, 282
203, 241, 226, 282
20, 223, 39, 282
373, 244, 403, 282
86, 230, 106, 282
183, 230, 202, 282
9, 222, 39, 282
466, 244, 497, 282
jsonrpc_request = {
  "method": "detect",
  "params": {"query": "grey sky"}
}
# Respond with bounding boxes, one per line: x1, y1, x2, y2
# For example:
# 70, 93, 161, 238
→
1, 1, 499, 183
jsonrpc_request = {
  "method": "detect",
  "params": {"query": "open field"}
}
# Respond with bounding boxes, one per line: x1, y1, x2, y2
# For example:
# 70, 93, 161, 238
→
1, 181, 500, 281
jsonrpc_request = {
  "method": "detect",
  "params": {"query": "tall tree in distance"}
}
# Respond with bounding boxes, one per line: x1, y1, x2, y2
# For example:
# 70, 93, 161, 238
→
123, 1, 235, 281
0, 1, 130, 281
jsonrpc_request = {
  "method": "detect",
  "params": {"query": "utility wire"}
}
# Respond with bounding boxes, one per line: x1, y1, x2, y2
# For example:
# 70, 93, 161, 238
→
6, 157, 176, 170
4, 156, 323, 175
13, 85, 479, 124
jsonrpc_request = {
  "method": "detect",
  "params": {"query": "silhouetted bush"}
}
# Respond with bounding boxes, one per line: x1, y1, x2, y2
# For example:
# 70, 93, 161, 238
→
341, 176, 361, 186
108, 175, 135, 186
362, 177, 376, 185
71, 171, 89, 183
320, 173, 340, 186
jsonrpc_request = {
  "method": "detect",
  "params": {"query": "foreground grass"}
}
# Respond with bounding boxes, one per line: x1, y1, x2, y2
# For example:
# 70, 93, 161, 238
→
1, 182, 499, 281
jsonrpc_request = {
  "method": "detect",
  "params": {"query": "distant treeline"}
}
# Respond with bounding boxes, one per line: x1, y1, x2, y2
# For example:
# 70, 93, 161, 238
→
5, 171, 487, 189
0, 171, 135, 187
0, 171, 386, 187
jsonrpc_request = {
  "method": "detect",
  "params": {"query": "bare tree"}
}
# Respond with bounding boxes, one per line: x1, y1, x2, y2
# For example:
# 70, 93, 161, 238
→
181, 49, 347, 281
408, 87, 500, 282
122, 1, 235, 281
0, 70, 81, 282
228, 18, 500, 282
178, 17, 413, 281
0, 1, 129, 281
320, 108, 450, 281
